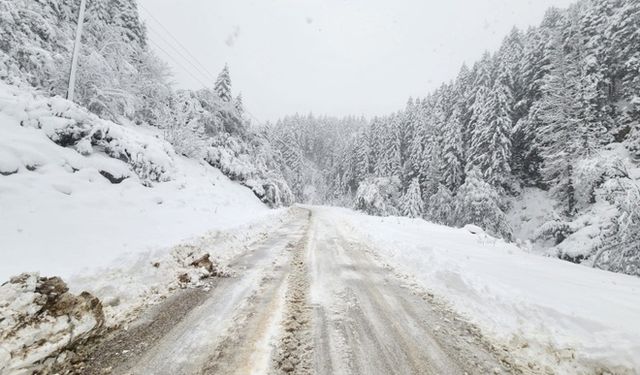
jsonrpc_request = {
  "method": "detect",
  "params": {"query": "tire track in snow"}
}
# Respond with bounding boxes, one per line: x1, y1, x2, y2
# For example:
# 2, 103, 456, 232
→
272, 210, 314, 375
197, 257, 290, 375
197, 207, 312, 375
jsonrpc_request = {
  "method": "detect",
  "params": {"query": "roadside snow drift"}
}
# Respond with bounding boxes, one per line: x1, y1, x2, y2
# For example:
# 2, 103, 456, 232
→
317, 207, 640, 373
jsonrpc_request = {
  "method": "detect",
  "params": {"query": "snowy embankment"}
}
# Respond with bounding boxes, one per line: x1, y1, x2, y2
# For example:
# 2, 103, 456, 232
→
317, 207, 640, 373
0, 82, 286, 374
0, 80, 274, 282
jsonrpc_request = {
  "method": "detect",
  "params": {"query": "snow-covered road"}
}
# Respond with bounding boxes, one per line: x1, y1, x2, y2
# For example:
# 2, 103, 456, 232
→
77, 207, 525, 375
308, 209, 516, 375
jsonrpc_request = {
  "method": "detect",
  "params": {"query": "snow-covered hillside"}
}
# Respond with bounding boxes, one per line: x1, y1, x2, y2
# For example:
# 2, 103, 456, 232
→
0, 81, 278, 282
320, 206, 640, 373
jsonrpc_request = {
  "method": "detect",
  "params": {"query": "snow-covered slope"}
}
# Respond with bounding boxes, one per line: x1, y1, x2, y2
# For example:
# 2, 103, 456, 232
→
317, 206, 640, 373
0, 82, 274, 283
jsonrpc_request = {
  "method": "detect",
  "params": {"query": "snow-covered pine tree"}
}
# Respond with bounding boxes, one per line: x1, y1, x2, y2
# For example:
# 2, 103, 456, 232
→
565, 4, 612, 147
391, 113, 404, 174
234, 93, 244, 115
606, 0, 640, 128
422, 143, 444, 205
469, 51, 494, 111
369, 117, 385, 176
353, 131, 370, 182
381, 114, 402, 177
465, 52, 493, 174
510, 11, 563, 186
536, 40, 580, 214
215, 93, 246, 135
482, 67, 513, 188
454, 168, 512, 239
111, 0, 147, 47
414, 99, 443, 203
497, 27, 525, 125
455, 64, 474, 154
215, 64, 232, 102
406, 99, 429, 184
511, 102, 545, 187
576, 0, 616, 131
537, 23, 609, 215
400, 98, 419, 184
278, 130, 305, 200
441, 107, 465, 191
401, 178, 424, 218
467, 54, 513, 190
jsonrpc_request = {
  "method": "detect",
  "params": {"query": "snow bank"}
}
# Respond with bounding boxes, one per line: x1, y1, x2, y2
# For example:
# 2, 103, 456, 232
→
0, 84, 174, 185
319, 207, 640, 373
0, 274, 103, 375
0, 82, 274, 283
69, 208, 295, 326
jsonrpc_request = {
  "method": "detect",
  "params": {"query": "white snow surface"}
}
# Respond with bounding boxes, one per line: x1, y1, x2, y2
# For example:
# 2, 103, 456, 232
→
315, 206, 640, 372
0, 82, 273, 283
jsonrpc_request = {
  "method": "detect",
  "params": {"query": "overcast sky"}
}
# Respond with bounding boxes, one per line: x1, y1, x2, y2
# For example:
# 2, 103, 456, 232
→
138, 0, 576, 123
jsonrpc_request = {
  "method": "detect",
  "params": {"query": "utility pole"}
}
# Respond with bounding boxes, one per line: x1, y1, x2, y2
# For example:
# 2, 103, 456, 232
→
67, 0, 87, 102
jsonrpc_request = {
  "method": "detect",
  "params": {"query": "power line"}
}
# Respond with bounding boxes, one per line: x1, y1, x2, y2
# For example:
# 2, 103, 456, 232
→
139, 3, 265, 126
139, 3, 219, 82
146, 24, 217, 84
245, 111, 264, 126
146, 38, 209, 88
